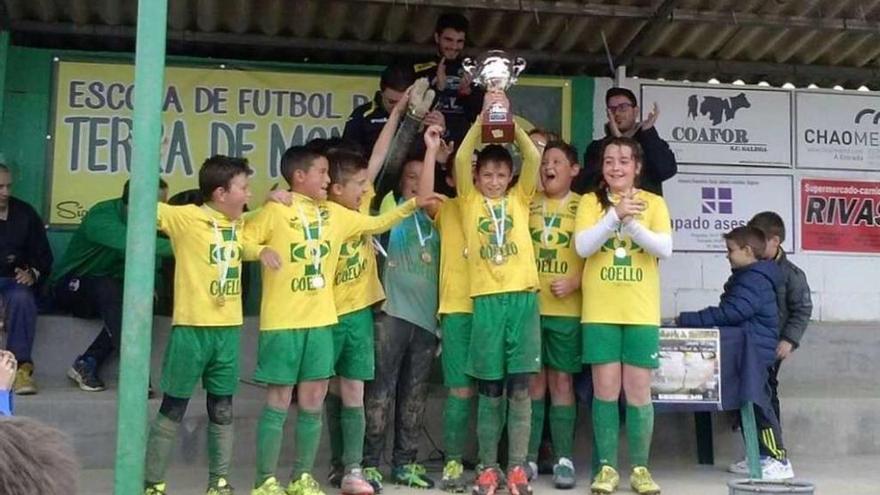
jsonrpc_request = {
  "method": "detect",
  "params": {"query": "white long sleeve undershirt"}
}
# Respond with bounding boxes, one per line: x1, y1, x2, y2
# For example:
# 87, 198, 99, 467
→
574, 209, 673, 259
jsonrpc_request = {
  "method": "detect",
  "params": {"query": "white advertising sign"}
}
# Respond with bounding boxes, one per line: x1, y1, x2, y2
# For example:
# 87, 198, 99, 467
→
666, 173, 795, 252
796, 91, 880, 170
641, 84, 791, 166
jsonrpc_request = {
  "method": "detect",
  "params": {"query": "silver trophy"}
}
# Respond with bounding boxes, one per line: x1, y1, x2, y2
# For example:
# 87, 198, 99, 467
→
462, 50, 527, 143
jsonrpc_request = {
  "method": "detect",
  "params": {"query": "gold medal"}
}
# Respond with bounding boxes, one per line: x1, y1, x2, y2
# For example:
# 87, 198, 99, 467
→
312, 275, 326, 289
493, 253, 505, 265
216, 294, 226, 307
462, 248, 469, 259
614, 247, 627, 259
420, 251, 433, 263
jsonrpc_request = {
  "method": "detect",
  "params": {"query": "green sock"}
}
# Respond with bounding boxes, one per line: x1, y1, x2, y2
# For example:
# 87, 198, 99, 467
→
208, 421, 234, 484
507, 392, 532, 466
626, 403, 654, 467
291, 409, 323, 479
144, 413, 180, 484
549, 404, 576, 460
341, 406, 365, 471
255, 406, 287, 486
325, 393, 343, 468
444, 395, 472, 462
477, 395, 504, 467
527, 399, 545, 463
592, 398, 620, 469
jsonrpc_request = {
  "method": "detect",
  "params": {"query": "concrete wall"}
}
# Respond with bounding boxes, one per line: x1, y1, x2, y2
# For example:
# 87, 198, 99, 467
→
593, 77, 880, 322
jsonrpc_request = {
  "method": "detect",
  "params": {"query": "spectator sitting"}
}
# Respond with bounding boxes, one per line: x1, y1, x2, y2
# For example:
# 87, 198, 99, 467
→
677, 225, 794, 479
0, 163, 53, 395
50, 179, 173, 392
0, 416, 78, 494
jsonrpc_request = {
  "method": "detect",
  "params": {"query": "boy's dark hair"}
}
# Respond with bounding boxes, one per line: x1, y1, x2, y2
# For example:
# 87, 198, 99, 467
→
280, 146, 324, 186
544, 140, 579, 166
0, 163, 9, 173
327, 149, 367, 186
527, 127, 559, 143
167, 188, 204, 206
122, 177, 169, 205
0, 416, 78, 494
198, 155, 252, 202
380, 64, 416, 93
597, 136, 643, 210
476, 144, 513, 172
724, 225, 767, 259
748, 211, 786, 243
435, 12, 469, 35
606, 87, 638, 107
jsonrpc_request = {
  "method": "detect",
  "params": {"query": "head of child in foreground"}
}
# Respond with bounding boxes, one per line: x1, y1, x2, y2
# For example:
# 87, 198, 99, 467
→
475, 144, 513, 199
327, 149, 370, 210
601, 137, 643, 195
399, 157, 424, 200
748, 211, 785, 259
281, 146, 330, 201
724, 226, 766, 269
199, 155, 252, 219
540, 141, 579, 197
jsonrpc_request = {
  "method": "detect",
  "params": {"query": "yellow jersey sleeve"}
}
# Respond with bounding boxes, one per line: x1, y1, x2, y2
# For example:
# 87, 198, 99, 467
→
578, 191, 667, 326
454, 121, 481, 198
335, 197, 418, 238
333, 186, 385, 316
511, 125, 540, 199
529, 192, 583, 317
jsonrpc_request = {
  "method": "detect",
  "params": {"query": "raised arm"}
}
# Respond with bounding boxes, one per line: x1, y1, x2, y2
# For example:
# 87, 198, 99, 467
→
454, 119, 481, 198
366, 90, 409, 182
513, 124, 541, 197
420, 125, 443, 218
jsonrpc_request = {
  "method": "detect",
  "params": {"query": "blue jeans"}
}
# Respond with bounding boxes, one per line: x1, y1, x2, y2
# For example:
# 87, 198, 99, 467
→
0, 277, 38, 363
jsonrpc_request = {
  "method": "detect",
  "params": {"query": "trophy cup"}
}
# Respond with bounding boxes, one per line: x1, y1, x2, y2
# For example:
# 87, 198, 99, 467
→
462, 50, 527, 143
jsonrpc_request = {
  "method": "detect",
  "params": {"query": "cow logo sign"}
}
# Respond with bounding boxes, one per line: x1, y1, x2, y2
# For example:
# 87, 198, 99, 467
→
687, 93, 751, 126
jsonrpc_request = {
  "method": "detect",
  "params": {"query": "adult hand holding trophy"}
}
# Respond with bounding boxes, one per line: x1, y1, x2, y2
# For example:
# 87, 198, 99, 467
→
462, 50, 527, 143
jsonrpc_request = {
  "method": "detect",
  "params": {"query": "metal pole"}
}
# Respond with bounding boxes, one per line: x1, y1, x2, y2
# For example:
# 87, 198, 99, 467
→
740, 401, 763, 479
0, 30, 9, 126
113, 1, 168, 493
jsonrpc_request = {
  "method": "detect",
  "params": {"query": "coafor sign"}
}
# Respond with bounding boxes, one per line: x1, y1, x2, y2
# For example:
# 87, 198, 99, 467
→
641, 84, 791, 167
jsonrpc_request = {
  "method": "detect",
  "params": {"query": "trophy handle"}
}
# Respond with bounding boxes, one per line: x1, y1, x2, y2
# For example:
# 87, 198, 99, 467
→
510, 57, 527, 85
462, 57, 478, 77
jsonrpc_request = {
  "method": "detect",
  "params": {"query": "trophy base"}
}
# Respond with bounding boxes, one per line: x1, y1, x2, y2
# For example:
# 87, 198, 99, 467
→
482, 105, 515, 143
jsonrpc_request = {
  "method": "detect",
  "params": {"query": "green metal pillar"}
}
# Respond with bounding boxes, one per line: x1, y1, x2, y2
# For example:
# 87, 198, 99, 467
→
740, 401, 763, 479
0, 30, 9, 127
113, 1, 168, 494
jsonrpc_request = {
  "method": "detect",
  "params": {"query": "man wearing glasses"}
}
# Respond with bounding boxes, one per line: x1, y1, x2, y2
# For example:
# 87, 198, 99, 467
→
573, 87, 677, 196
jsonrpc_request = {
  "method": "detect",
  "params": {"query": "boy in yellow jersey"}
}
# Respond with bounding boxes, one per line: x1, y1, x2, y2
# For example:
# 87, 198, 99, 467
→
322, 148, 386, 495
246, 146, 439, 495
144, 156, 262, 495
454, 93, 541, 495
526, 141, 583, 489
574, 137, 671, 495
420, 133, 475, 493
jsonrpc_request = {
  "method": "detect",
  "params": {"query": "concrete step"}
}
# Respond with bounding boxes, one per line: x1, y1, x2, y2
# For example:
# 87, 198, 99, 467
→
10, 317, 880, 469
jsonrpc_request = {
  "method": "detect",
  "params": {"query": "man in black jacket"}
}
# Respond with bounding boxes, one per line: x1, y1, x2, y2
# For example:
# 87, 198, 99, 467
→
343, 63, 416, 157
574, 87, 677, 196
0, 164, 53, 395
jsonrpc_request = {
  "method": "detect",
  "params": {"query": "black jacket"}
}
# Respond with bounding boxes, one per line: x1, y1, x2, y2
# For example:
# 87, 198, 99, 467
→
774, 250, 812, 348
342, 91, 390, 156
574, 125, 678, 196
413, 57, 483, 147
0, 197, 53, 284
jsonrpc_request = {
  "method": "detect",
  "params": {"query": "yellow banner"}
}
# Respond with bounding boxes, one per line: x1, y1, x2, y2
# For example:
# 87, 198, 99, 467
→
49, 60, 571, 226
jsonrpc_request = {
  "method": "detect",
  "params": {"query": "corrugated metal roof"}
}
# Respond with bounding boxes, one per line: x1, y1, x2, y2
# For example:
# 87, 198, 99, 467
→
4, 0, 880, 87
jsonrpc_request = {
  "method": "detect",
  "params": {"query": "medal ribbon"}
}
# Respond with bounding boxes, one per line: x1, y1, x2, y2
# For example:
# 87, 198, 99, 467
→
484, 197, 507, 252
295, 200, 323, 277
541, 192, 569, 247
413, 210, 434, 250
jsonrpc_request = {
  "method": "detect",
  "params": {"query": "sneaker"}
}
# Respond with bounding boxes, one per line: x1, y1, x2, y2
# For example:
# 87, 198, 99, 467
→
13, 362, 37, 395
145, 482, 167, 495
341, 469, 375, 495
441, 459, 467, 493
537, 441, 555, 475
728, 458, 750, 475
207, 477, 235, 495
505, 465, 531, 495
471, 467, 501, 495
629, 466, 660, 495
328, 464, 344, 489
391, 463, 434, 489
362, 466, 383, 494
525, 461, 538, 481
552, 457, 576, 489
285, 473, 325, 495
590, 465, 620, 494
67, 356, 106, 392
762, 458, 795, 481
251, 477, 286, 495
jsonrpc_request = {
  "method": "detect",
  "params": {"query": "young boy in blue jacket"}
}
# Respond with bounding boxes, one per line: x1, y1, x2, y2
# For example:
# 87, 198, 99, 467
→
677, 226, 794, 480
